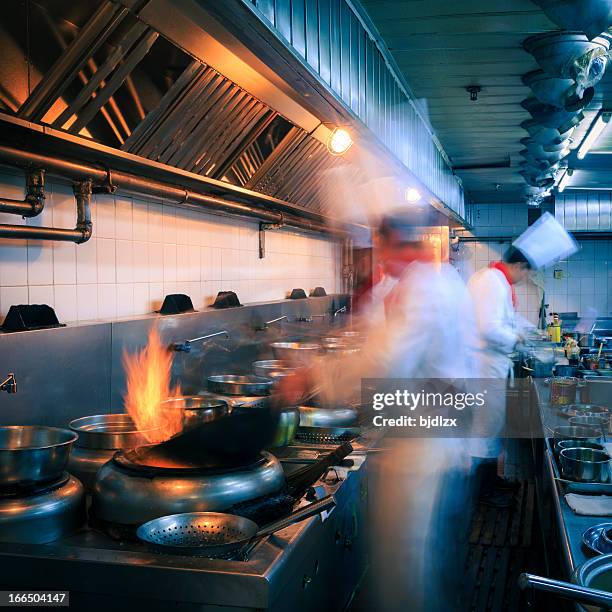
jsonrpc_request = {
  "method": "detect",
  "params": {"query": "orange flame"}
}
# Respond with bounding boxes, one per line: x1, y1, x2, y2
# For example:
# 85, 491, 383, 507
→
123, 326, 183, 444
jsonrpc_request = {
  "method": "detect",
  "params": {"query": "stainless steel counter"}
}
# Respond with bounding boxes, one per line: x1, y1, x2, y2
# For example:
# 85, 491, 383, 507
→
0, 438, 374, 611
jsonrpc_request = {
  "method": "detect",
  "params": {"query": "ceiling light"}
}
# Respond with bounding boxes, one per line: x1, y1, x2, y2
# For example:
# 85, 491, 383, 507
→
577, 111, 611, 159
327, 128, 353, 155
557, 168, 573, 193
405, 187, 421, 202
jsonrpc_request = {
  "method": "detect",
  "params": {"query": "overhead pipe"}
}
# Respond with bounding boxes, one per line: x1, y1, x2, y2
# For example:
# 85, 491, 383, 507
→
0, 145, 340, 237
0, 169, 45, 217
0, 179, 93, 243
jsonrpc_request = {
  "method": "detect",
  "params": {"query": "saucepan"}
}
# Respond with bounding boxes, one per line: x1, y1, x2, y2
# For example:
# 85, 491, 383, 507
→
559, 448, 611, 483
137, 495, 336, 558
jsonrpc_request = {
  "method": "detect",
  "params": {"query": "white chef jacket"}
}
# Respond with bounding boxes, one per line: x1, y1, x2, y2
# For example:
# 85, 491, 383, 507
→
467, 267, 519, 459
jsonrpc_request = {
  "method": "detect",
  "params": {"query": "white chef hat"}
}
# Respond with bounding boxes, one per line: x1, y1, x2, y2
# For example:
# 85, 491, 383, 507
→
512, 212, 579, 269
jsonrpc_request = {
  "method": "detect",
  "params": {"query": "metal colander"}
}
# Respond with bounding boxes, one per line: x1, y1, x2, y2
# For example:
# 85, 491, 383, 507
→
137, 495, 335, 558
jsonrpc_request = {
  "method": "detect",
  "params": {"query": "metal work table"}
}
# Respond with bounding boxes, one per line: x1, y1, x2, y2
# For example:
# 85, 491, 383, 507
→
533, 379, 606, 576
0, 437, 374, 612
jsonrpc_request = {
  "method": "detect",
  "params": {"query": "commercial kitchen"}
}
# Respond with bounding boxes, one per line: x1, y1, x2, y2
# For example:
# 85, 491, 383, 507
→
0, 0, 612, 610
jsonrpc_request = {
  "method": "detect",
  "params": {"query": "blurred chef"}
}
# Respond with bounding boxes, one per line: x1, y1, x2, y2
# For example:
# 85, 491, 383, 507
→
467, 247, 531, 506
279, 210, 476, 611
468, 212, 579, 507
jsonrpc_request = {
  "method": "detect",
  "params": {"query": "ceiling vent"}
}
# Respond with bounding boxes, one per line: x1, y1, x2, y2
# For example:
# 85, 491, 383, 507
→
532, 0, 612, 40
522, 69, 594, 112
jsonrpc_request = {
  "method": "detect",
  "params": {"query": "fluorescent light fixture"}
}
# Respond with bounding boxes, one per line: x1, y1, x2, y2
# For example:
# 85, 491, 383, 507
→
577, 111, 611, 160
557, 168, 573, 193
404, 187, 421, 202
327, 128, 353, 155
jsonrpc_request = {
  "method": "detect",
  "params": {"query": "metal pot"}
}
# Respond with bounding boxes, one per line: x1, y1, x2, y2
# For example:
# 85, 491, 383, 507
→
569, 415, 610, 435
559, 447, 611, 482
556, 439, 605, 454
552, 425, 603, 452
207, 375, 273, 396
252, 360, 297, 380
0, 426, 77, 487
298, 406, 358, 428
575, 553, 612, 611
555, 364, 580, 377
270, 342, 322, 365
161, 396, 229, 429
550, 377, 579, 405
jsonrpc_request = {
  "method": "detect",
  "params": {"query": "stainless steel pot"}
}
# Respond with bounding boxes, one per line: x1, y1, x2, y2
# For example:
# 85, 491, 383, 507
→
69, 414, 151, 450
559, 447, 611, 483
252, 360, 296, 379
270, 342, 322, 365
569, 415, 610, 436
207, 375, 273, 396
552, 425, 603, 452
0, 426, 77, 487
161, 396, 230, 428
298, 406, 358, 428
556, 439, 605, 454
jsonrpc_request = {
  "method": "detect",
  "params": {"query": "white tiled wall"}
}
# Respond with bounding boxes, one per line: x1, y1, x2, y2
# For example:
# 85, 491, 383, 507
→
455, 203, 612, 325
0, 169, 342, 323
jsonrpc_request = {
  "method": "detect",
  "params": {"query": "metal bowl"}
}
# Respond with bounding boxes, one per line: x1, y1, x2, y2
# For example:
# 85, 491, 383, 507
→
559, 447, 611, 483
252, 360, 297, 379
0, 426, 77, 486
556, 439, 605, 454
582, 523, 612, 555
298, 406, 358, 428
552, 425, 603, 451
69, 414, 152, 450
161, 396, 230, 429
561, 404, 609, 418
569, 415, 610, 433
207, 375, 273, 397
270, 342, 322, 365
574, 553, 612, 610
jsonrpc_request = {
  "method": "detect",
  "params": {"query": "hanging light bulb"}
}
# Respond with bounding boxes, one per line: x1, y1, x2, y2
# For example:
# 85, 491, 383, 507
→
327, 128, 353, 155
405, 187, 421, 203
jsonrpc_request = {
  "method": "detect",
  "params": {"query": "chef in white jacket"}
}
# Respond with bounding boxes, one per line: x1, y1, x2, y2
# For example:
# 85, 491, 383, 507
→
467, 212, 579, 506
279, 211, 476, 611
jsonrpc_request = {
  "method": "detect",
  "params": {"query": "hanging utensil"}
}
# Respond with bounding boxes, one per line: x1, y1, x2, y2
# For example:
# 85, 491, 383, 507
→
136, 495, 336, 558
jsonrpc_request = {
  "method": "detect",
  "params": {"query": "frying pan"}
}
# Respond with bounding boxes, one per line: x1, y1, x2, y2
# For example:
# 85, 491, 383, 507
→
136, 495, 335, 558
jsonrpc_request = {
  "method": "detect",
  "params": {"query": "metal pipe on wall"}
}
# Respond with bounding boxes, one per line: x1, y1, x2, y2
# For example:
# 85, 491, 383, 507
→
0, 145, 341, 237
0, 169, 45, 217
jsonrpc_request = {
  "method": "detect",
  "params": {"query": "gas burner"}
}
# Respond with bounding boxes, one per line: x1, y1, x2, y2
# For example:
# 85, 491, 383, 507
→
113, 445, 269, 475
0, 474, 85, 544
91, 451, 286, 537
0, 472, 70, 498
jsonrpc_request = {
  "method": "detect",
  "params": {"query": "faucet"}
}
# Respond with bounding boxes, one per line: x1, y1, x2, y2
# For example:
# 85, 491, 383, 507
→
0, 373, 16, 394
173, 330, 230, 353
333, 306, 347, 318
255, 316, 287, 331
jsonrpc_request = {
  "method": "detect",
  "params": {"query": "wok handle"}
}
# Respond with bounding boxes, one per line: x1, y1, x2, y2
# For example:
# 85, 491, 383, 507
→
256, 495, 336, 539
519, 572, 612, 608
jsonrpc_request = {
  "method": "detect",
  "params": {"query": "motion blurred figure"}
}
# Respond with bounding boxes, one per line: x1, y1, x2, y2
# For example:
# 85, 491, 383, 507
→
467, 247, 532, 507
279, 211, 476, 611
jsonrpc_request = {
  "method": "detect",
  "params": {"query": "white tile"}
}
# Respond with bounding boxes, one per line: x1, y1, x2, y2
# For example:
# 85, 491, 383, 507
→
97, 284, 117, 319
163, 243, 177, 282
97, 238, 116, 284
132, 199, 148, 241
0, 286, 28, 316
28, 285, 54, 306
149, 282, 164, 311
51, 182, 77, 227
133, 241, 149, 282
186, 281, 202, 309
133, 282, 150, 315
162, 205, 177, 244
116, 283, 134, 317
186, 211, 201, 246
175, 209, 190, 245
75, 237, 97, 284
76, 284, 98, 321
163, 282, 178, 298
239, 250, 253, 280
114, 195, 133, 241
148, 203, 164, 243
201, 246, 211, 280
176, 245, 190, 282
53, 242, 76, 284
210, 248, 221, 280
148, 245, 163, 282
115, 240, 134, 284
95, 193, 116, 238
53, 284, 77, 323
221, 249, 240, 281
188, 245, 200, 282
0, 242, 28, 286
580, 277, 596, 295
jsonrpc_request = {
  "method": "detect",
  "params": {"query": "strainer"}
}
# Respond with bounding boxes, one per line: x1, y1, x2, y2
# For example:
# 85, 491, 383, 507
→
136, 495, 335, 558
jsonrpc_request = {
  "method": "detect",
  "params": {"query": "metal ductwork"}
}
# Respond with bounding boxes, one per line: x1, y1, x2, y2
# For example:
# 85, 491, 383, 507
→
523, 32, 609, 99
520, 119, 575, 145
532, 0, 612, 40
520, 137, 571, 160
521, 97, 584, 132
522, 69, 594, 112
